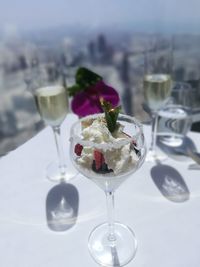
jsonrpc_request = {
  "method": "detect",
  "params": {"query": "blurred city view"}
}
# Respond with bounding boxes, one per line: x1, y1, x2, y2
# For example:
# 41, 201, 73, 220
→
1, 1, 200, 156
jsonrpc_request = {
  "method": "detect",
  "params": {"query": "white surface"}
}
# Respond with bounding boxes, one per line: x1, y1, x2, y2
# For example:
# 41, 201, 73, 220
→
0, 114, 200, 267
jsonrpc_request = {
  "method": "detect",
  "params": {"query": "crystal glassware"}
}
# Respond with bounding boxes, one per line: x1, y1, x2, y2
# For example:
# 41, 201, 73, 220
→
70, 113, 146, 266
157, 82, 194, 146
27, 65, 70, 182
143, 74, 172, 162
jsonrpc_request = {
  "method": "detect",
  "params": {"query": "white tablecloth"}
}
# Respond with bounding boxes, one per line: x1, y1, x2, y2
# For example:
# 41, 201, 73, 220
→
0, 114, 200, 267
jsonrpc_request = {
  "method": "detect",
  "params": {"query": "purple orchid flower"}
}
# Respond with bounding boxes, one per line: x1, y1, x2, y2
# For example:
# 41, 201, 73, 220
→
71, 80, 119, 117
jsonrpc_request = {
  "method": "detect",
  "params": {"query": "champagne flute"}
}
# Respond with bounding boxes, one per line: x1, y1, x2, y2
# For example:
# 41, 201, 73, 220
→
70, 113, 146, 266
144, 74, 172, 162
28, 66, 70, 182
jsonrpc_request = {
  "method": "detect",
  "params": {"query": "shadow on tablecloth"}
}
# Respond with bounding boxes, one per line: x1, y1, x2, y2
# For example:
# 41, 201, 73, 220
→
151, 163, 190, 203
46, 182, 79, 231
157, 136, 197, 162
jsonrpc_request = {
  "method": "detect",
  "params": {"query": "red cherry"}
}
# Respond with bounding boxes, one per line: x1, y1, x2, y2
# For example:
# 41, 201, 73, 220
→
74, 144, 83, 156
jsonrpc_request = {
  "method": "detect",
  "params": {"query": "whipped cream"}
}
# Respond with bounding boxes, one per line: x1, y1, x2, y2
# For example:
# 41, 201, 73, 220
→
82, 117, 116, 143
77, 117, 139, 175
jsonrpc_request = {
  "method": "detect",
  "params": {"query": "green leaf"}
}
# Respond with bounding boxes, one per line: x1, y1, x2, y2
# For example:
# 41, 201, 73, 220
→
101, 99, 121, 133
75, 67, 102, 88
68, 84, 83, 97
68, 67, 103, 97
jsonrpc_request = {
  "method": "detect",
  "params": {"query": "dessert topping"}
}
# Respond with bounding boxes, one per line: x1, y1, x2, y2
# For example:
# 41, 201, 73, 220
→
74, 143, 83, 156
93, 150, 105, 170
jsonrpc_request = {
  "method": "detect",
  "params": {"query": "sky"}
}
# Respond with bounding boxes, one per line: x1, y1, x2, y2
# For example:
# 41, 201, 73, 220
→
0, 0, 200, 33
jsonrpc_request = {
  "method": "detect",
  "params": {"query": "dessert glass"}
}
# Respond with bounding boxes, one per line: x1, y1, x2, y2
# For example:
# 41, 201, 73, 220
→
70, 113, 146, 266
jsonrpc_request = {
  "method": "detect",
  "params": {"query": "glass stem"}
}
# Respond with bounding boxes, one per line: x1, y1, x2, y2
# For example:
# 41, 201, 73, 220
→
106, 191, 116, 242
52, 126, 66, 177
150, 112, 158, 153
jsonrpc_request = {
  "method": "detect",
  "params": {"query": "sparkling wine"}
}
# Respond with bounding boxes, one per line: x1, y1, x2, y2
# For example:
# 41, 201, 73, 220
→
35, 86, 68, 126
144, 74, 172, 110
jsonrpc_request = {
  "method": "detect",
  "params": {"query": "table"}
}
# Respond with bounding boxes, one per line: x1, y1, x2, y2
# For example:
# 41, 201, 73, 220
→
0, 114, 200, 267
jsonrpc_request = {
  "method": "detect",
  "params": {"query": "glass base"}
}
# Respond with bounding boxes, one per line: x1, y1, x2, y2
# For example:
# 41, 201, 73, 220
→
88, 222, 137, 267
159, 136, 184, 147
145, 149, 166, 163
46, 161, 77, 182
